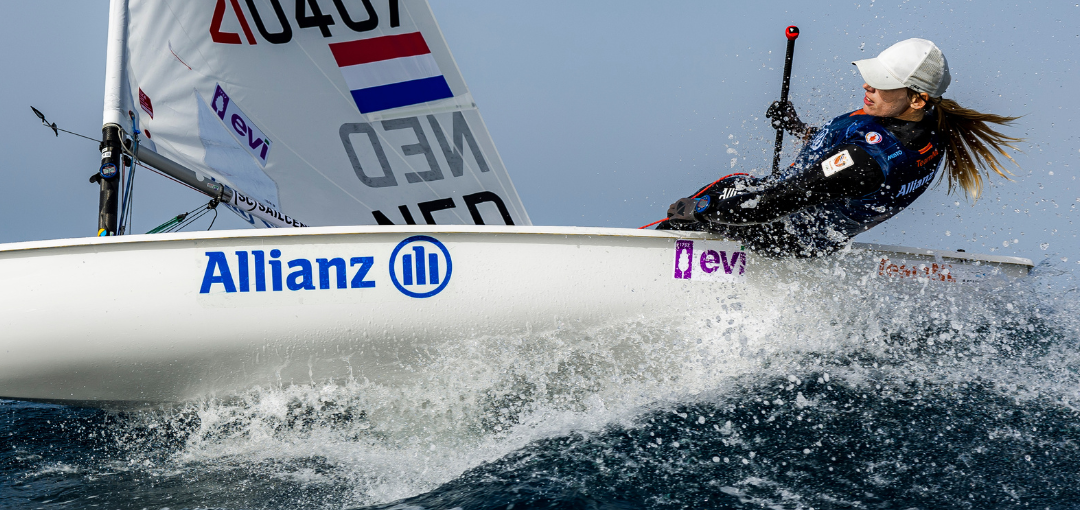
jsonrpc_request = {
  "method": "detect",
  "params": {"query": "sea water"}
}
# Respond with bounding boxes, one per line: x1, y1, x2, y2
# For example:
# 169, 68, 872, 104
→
3, 259, 1079, 509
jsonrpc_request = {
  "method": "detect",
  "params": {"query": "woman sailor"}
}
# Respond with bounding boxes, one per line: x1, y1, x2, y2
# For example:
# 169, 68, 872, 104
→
660, 38, 1020, 257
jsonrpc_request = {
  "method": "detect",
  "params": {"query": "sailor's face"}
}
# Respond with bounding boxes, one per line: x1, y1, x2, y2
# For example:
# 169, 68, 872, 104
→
861, 84, 910, 117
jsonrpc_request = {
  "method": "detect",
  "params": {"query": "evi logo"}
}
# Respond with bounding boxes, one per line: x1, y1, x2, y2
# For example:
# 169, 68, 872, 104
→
672, 239, 747, 282
390, 236, 453, 298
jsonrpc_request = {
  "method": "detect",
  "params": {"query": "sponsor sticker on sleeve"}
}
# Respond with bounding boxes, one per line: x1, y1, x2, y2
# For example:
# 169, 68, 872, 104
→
821, 149, 853, 177
865, 131, 882, 144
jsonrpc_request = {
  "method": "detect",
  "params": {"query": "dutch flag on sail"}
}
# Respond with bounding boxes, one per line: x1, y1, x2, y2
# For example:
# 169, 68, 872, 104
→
330, 32, 454, 114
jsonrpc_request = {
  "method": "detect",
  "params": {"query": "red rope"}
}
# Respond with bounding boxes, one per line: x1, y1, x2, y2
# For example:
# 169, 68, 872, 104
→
639, 218, 667, 229
638, 173, 750, 229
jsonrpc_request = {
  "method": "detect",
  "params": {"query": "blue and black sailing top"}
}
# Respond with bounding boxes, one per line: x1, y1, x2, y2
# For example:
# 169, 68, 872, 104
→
685, 108, 945, 256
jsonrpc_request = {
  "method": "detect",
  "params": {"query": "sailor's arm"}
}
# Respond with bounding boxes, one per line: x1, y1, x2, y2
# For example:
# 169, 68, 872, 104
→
689, 144, 885, 225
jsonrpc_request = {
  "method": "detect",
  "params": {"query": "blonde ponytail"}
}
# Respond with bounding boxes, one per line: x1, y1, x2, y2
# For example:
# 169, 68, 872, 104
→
924, 95, 1022, 200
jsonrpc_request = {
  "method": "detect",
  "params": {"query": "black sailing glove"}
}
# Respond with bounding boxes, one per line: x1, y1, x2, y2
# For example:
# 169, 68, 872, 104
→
666, 197, 700, 222
766, 100, 817, 137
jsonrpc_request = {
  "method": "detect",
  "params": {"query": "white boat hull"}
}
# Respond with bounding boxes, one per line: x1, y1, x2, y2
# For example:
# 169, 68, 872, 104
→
0, 226, 1032, 406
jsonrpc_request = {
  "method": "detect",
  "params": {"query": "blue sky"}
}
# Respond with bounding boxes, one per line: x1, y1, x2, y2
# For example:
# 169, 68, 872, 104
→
1, 1, 1075, 264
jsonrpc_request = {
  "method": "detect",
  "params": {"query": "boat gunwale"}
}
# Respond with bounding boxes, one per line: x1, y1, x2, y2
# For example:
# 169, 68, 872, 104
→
0, 225, 1034, 269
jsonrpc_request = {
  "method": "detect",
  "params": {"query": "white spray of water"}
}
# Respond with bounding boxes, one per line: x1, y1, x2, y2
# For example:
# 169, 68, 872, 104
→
106, 258, 1080, 508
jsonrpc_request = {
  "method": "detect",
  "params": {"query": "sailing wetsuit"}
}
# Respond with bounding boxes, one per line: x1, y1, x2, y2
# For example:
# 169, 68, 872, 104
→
660, 109, 944, 257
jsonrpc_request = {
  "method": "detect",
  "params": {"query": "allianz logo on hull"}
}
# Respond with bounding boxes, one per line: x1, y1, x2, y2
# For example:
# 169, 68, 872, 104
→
200, 250, 376, 294
672, 239, 747, 282
390, 236, 453, 298
198, 236, 453, 298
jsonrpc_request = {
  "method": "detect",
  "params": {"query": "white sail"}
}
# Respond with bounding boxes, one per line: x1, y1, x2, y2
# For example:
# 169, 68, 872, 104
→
102, 0, 530, 228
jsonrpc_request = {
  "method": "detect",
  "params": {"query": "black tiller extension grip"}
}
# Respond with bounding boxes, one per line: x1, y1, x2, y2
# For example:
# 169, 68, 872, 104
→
771, 25, 800, 174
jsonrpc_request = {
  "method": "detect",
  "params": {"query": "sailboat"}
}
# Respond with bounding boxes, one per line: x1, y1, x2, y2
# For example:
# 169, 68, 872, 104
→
0, 0, 1032, 407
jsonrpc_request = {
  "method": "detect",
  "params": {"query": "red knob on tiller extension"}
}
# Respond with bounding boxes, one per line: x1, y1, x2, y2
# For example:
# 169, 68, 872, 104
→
786, 26, 800, 40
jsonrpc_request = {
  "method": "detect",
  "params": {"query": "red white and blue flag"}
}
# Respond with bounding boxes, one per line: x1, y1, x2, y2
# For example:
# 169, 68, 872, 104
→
330, 32, 454, 114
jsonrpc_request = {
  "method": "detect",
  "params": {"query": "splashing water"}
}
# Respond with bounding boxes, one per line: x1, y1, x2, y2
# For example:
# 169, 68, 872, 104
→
3, 260, 1079, 509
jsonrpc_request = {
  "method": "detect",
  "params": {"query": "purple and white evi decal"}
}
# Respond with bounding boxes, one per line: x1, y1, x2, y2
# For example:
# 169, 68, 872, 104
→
211, 84, 272, 166
673, 239, 747, 282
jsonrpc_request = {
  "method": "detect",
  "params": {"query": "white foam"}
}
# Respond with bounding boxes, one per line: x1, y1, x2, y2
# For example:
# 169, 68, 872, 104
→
96, 261, 1080, 508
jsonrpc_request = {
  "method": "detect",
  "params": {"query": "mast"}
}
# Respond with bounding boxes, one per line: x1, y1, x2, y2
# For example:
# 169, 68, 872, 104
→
96, 126, 121, 236
98, 0, 127, 236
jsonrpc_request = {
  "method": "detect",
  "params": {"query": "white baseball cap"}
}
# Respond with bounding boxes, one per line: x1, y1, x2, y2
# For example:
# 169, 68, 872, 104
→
853, 38, 951, 97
